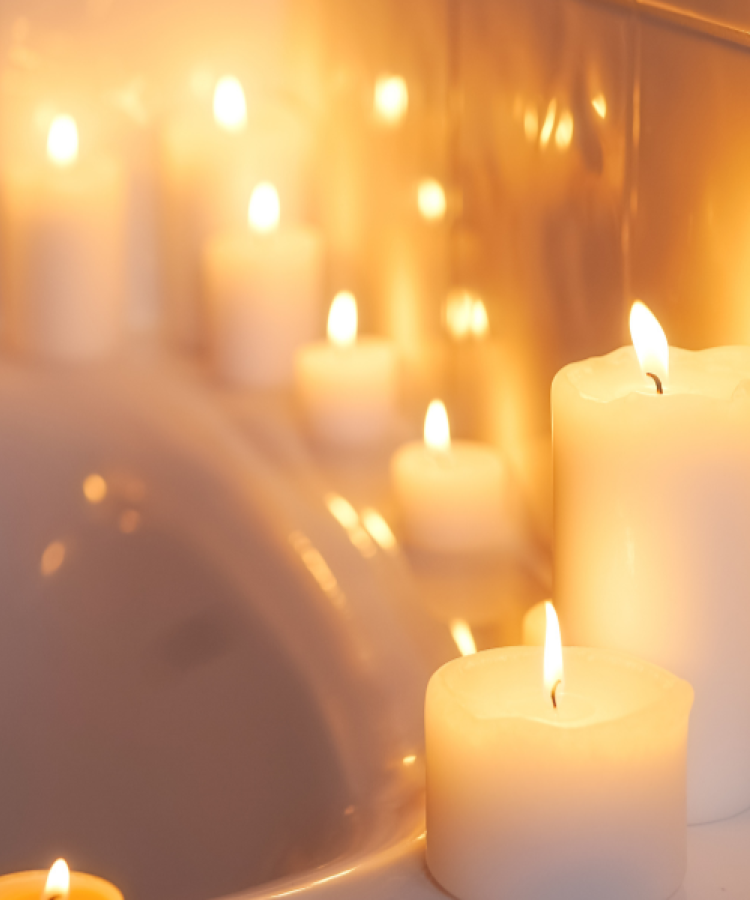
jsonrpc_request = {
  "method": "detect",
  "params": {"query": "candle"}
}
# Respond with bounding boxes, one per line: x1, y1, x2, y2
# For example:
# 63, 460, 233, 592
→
553, 301, 750, 824
0, 859, 122, 900
159, 76, 310, 349
426, 603, 693, 900
202, 182, 323, 387
391, 401, 509, 553
294, 292, 398, 446
0, 115, 125, 361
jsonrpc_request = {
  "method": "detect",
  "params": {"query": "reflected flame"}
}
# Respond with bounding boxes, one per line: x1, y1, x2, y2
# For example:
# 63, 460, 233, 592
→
327, 292, 357, 348
540, 99, 557, 147
41, 541, 66, 577
523, 105, 538, 142
443, 292, 489, 340
83, 473, 107, 504
630, 300, 669, 384
450, 619, 476, 656
424, 400, 450, 453
374, 75, 408, 124
43, 859, 69, 900
289, 531, 346, 609
555, 110, 574, 149
213, 75, 247, 131
592, 93, 607, 119
248, 182, 280, 234
47, 115, 78, 166
543, 601, 564, 699
402, 754, 417, 766
417, 179, 446, 221
361, 508, 397, 551
325, 494, 375, 558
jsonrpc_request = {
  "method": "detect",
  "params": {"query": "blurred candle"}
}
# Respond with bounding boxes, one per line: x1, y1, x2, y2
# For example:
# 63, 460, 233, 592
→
0, 114, 125, 361
391, 401, 509, 553
0, 858, 122, 900
159, 75, 311, 348
426, 605, 693, 900
294, 291, 398, 446
554, 301, 750, 823
202, 182, 323, 387
374, 75, 408, 126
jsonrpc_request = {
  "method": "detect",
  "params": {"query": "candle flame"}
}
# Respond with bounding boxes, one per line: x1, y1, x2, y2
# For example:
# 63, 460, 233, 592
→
327, 292, 357, 348
555, 110, 574, 150
417, 179, 446, 221
543, 601, 564, 701
424, 400, 450, 453
213, 75, 247, 132
450, 619, 477, 656
43, 859, 70, 900
443, 292, 489, 340
630, 301, 669, 385
374, 75, 408, 125
248, 182, 280, 234
47, 115, 78, 166
539, 99, 557, 147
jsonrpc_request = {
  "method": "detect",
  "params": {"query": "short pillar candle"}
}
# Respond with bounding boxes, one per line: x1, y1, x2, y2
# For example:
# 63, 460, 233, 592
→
425, 604, 693, 900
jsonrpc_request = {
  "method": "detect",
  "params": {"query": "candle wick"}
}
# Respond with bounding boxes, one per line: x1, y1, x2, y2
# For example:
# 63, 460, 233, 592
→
551, 679, 561, 710
646, 372, 663, 395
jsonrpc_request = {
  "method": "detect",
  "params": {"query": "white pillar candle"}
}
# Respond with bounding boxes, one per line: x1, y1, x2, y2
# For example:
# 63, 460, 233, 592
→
553, 301, 750, 824
391, 400, 509, 553
159, 77, 310, 349
294, 291, 398, 446
0, 115, 125, 361
202, 182, 323, 387
426, 603, 693, 900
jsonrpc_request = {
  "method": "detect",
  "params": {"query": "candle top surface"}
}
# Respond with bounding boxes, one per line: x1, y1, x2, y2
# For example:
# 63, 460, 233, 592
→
433, 646, 692, 729
560, 345, 750, 403
0, 871, 122, 900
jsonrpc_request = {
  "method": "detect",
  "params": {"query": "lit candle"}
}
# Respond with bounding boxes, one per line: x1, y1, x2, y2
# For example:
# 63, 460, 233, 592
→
294, 292, 398, 446
0, 115, 125, 361
159, 75, 310, 348
202, 182, 323, 387
553, 301, 750, 823
0, 858, 121, 900
426, 603, 693, 900
391, 401, 509, 553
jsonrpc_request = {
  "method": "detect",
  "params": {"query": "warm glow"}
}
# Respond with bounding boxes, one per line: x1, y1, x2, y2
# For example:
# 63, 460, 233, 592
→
592, 93, 607, 118
327, 292, 358, 348
443, 292, 489, 340
213, 75, 247, 131
417, 179, 446, 221
41, 541, 66, 577
119, 509, 141, 534
43, 859, 69, 900
402, 754, 417, 766
326, 493, 358, 529
555, 110, 574, 149
424, 400, 450, 453
83, 473, 107, 504
450, 619, 477, 656
47, 115, 78, 166
248, 182, 280, 234
543, 601, 564, 698
523, 106, 538, 142
630, 300, 669, 384
361, 508, 397, 551
374, 75, 408, 124
539, 99, 557, 147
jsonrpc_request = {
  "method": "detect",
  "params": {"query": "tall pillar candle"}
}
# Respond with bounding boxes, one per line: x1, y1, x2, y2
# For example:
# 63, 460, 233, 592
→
553, 301, 750, 823
1, 115, 125, 361
426, 604, 693, 900
202, 183, 323, 387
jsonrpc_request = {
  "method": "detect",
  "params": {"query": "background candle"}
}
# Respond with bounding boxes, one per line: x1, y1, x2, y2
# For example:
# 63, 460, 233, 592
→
294, 291, 398, 446
391, 400, 510, 553
425, 640, 693, 900
0, 115, 125, 362
202, 183, 323, 387
554, 306, 750, 824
